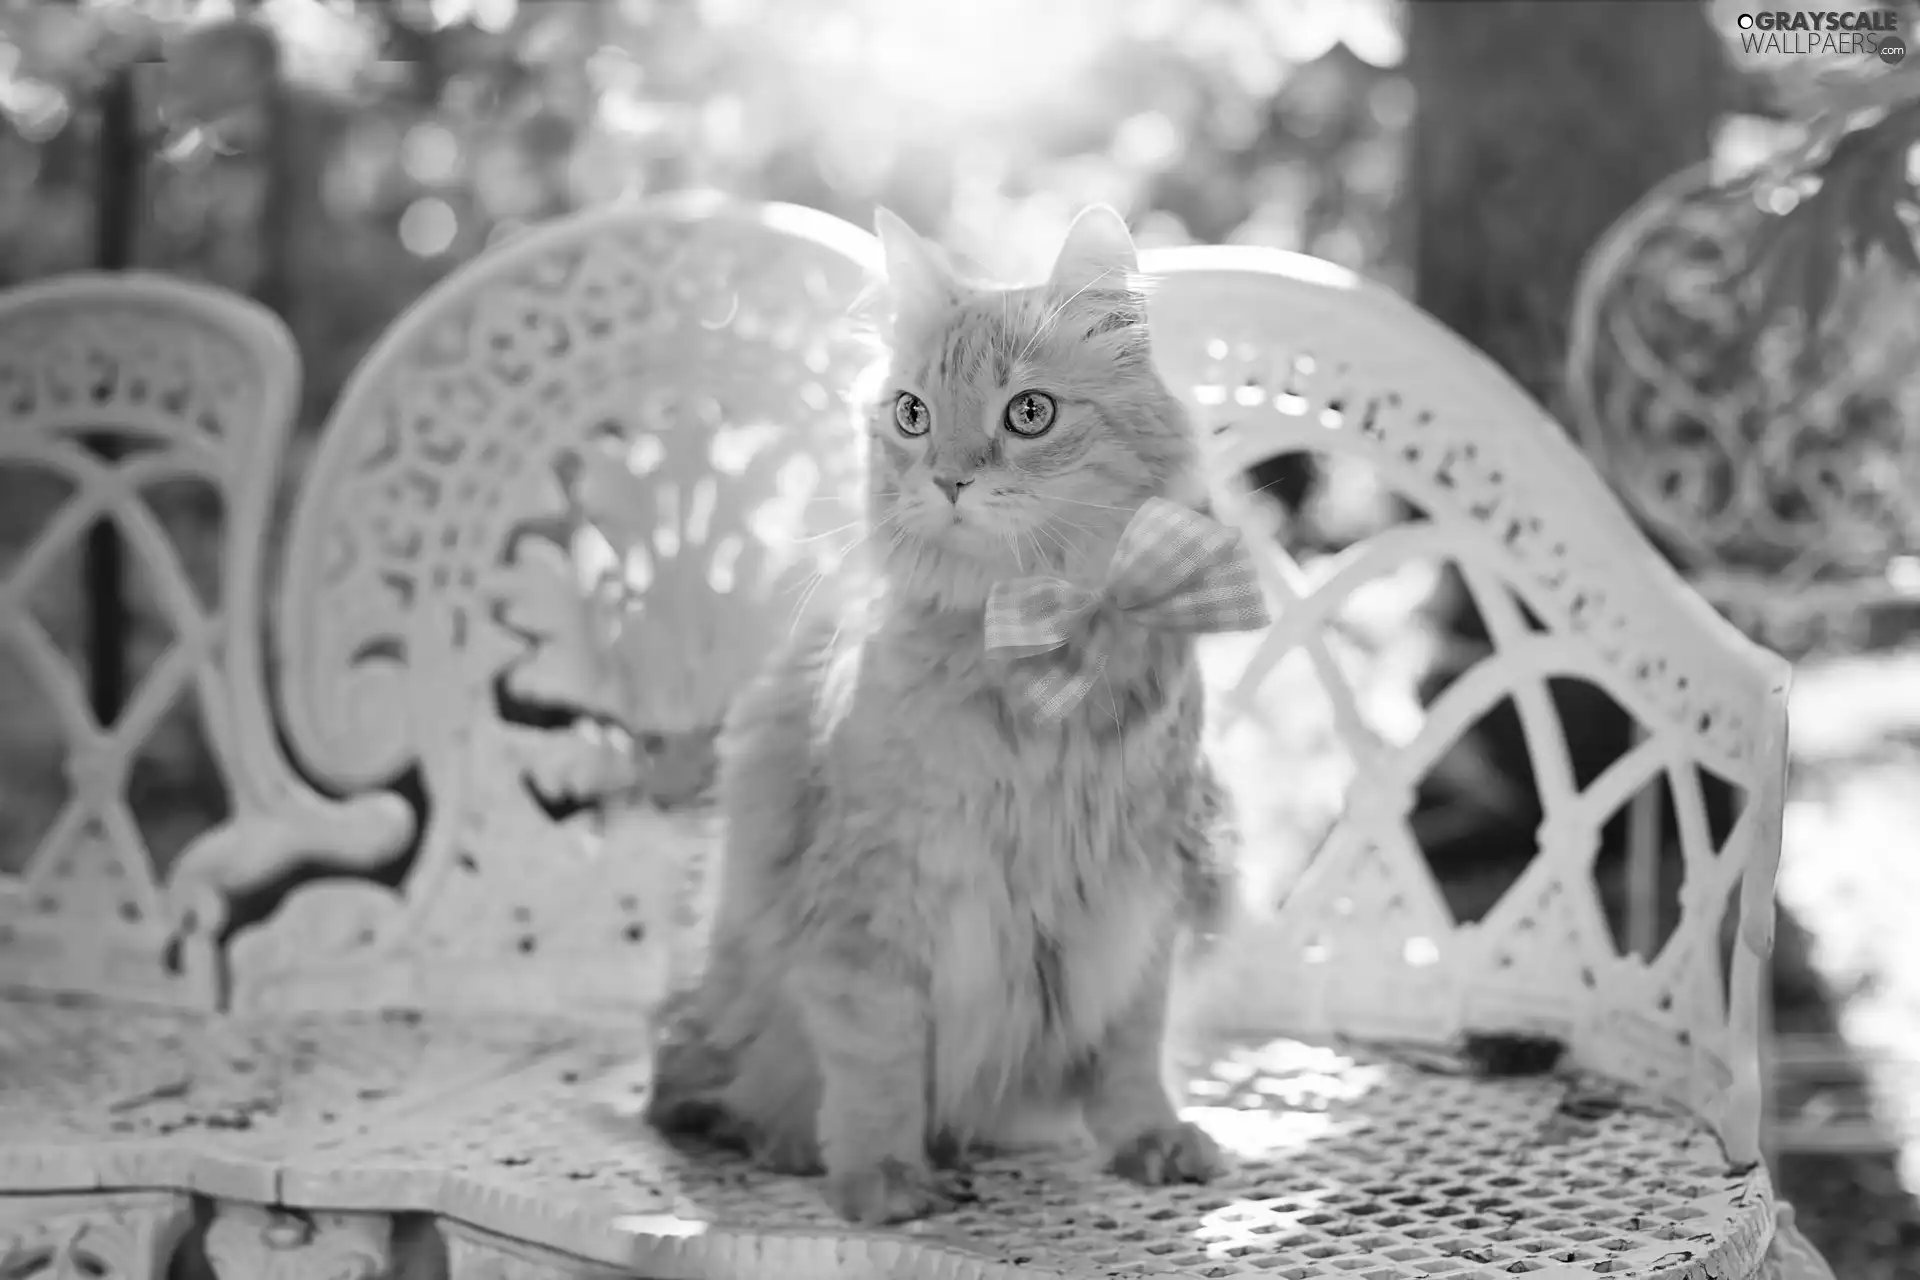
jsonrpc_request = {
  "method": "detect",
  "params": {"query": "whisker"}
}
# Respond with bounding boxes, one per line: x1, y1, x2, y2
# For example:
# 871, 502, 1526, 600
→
1043, 495, 1131, 512
1042, 509, 1095, 531
1020, 528, 1049, 573
789, 524, 878, 633
1017, 268, 1117, 363
797, 519, 867, 543
786, 502, 914, 636
787, 566, 831, 635
1031, 520, 1072, 562
1029, 529, 1059, 571
1098, 665, 1122, 730
863, 513, 902, 555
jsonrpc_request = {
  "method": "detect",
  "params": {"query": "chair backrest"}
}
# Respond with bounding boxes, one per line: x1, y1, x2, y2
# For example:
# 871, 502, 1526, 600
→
223, 196, 880, 1015
1141, 246, 1790, 1165
0, 274, 299, 1010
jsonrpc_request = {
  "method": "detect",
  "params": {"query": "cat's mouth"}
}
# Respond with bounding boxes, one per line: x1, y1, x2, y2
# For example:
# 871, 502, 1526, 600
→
895, 496, 1058, 572
922, 506, 999, 548
902, 499, 972, 537
935, 522, 1060, 578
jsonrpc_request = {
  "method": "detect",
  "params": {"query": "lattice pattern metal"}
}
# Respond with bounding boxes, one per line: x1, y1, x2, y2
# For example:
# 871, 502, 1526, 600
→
0, 998, 1771, 1279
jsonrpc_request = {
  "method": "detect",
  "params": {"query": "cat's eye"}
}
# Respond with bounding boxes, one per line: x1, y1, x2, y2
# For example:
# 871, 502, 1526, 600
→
893, 391, 931, 437
1003, 390, 1056, 438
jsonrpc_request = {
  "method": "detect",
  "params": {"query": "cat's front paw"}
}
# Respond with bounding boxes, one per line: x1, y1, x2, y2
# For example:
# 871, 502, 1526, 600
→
826, 1157, 977, 1224
927, 1127, 975, 1173
1106, 1119, 1225, 1185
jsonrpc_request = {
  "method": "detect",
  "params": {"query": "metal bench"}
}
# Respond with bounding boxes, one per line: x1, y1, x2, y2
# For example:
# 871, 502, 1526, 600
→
0, 196, 1822, 1280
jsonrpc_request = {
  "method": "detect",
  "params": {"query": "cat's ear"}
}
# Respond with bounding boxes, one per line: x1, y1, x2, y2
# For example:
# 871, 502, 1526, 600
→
874, 207, 955, 315
1047, 204, 1139, 297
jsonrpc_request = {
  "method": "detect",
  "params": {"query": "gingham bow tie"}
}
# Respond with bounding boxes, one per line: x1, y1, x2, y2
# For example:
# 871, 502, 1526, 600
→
984, 498, 1272, 721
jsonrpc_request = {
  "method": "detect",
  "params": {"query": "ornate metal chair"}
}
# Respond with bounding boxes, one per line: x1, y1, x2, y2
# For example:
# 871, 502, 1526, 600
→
0, 196, 1821, 1279
1567, 153, 1918, 1168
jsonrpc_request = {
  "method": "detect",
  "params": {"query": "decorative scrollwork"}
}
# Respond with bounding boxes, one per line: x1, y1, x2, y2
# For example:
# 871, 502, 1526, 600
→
202, 1204, 393, 1280
1566, 159, 1920, 655
227, 197, 878, 1013
0, 1191, 193, 1280
0, 275, 411, 1010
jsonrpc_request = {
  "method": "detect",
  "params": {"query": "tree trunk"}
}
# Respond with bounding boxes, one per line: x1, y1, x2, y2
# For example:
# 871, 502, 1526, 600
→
1407, 0, 1725, 413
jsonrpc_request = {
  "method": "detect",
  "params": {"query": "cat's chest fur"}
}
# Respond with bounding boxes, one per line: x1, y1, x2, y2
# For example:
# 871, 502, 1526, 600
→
847, 612, 1202, 1121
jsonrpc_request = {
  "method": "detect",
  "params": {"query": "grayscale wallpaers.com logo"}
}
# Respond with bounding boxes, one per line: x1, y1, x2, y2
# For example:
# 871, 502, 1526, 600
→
1736, 8, 1907, 64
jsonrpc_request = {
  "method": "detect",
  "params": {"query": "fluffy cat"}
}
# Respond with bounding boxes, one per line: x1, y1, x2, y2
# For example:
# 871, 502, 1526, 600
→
646, 204, 1239, 1224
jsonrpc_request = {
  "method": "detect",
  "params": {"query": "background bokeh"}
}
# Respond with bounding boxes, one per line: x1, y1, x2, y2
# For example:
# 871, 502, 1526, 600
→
0, 0, 1412, 409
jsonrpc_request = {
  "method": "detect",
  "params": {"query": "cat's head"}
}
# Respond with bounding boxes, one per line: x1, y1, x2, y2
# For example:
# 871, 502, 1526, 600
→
863, 206, 1204, 611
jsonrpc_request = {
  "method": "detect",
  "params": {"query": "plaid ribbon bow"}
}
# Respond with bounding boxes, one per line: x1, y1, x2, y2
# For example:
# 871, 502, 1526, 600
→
984, 497, 1273, 721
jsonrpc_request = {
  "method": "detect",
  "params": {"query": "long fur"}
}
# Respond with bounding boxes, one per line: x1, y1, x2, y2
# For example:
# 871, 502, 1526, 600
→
646, 206, 1235, 1224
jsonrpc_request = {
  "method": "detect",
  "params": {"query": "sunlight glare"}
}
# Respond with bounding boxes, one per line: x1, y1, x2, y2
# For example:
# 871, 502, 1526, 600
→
402, 122, 460, 184
609, 1215, 709, 1239
398, 197, 458, 255
572, 525, 619, 589
1113, 111, 1183, 170
1258, 0, 1405, 68
260, 0, 380, 95
428, 0, 473, 29
0, 75, 69, 143
843, 0, 1100, 120
1182, 1105, 1338, 1157
468, 0, 518, 35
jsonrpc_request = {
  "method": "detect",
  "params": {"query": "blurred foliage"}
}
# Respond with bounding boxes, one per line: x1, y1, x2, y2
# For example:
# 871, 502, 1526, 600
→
1732, 88, 1920, 364
0, 0, 1411, 430
1702, 0, 1920, 357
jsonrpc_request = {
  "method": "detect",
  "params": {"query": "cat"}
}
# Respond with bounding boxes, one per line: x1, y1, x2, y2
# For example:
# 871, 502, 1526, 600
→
646, 204, 1242, 1225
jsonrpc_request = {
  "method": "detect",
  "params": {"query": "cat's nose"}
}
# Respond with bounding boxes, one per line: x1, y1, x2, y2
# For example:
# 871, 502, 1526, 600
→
933, 475, 972, 504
